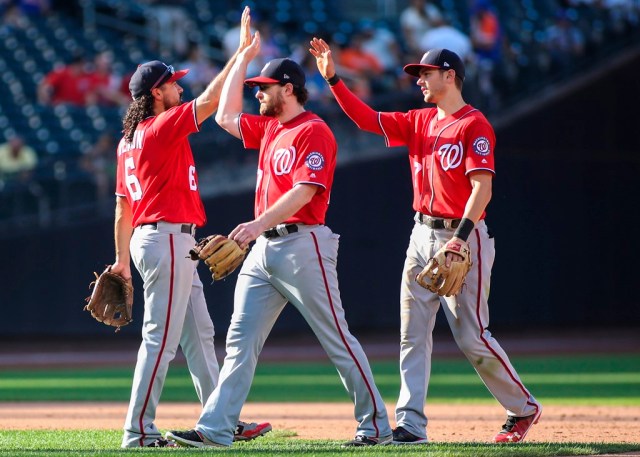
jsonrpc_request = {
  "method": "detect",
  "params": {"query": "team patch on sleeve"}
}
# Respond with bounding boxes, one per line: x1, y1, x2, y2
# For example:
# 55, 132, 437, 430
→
305, 152, 325, 171
473, 137, 491, 156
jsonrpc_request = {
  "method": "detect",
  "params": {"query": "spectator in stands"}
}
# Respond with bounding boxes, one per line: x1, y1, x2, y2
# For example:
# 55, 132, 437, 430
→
469, 0, 503, 109
255, 21, 287, 64
86, 51, 130, 107
0, 135, 44, 216
339, 31, 384, 79
1, 2, 27, 31
359, 19, 403, 78
300, 51, 334, 109
0, 135, 38, 184
79, 131, 116, 210
118, 71, 134, 102
223, 10, 260, 76
400, 0, 443, 59
470, 1, 502, 66
601, 0, 640, 34
143, 0, 191, 58
37, 54, 93, 106
419, 17, 473, 64
178, 42, 221, 98
543, 9, 586, 75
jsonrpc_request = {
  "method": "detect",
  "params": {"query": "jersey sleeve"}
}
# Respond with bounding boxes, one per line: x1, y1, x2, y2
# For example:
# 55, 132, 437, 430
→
291, 122, 335, 192
378, 110, 418, 147
150, 100, 199, 143
114, 138, 127, 197
330, 80, 383, 134
331, 80, 416, 148
464, 120, 496, 175
238, 113, 271, 149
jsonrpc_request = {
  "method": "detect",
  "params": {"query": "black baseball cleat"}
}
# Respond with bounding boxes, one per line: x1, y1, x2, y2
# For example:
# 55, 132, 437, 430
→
392, 426, 429, 444
146, 437, 178, 447
165, 429, 226, 448
342, 434, 393, 447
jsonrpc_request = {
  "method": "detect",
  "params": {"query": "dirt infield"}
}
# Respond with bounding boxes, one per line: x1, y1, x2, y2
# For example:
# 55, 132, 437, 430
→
2, 329, 639, 447
1, 402, 639, 443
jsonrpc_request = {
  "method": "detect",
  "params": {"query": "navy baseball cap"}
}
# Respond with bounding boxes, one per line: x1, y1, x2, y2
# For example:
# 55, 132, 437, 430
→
245, 58, 305, 88
129, 60, 189, 100
403, 48, 465, 82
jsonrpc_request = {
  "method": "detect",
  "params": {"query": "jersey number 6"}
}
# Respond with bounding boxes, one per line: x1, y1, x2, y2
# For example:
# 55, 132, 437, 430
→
125, 156, 143, 201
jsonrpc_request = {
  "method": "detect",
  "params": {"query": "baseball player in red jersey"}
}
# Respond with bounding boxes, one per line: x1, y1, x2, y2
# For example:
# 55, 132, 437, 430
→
166, 28, 392, 448
309, 39, 541, 444
109, 8, 270, 448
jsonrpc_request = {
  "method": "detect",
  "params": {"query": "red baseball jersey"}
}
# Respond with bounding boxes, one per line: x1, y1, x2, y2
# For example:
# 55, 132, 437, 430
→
330, 81, 495, 219
115, 100, 206, 227
238, 111, 336, 225
380, 105, 495, 219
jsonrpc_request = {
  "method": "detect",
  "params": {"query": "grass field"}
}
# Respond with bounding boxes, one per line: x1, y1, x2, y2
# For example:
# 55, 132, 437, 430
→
1, 353, 639, 456
0, 430, 639, 457
1, 354, 638, 403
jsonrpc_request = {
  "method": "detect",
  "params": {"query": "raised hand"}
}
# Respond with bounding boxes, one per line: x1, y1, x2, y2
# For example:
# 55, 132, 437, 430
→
238, 6, 252, 51
240, 30, 261, 63
309, 37, 336, 80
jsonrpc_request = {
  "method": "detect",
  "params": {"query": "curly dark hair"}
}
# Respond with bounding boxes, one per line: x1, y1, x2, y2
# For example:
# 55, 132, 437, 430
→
122, 94, 154, 143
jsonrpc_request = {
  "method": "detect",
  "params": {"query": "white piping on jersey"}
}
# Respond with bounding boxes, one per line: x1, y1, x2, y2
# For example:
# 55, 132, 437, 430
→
262, 117, 326, 213
427, 108, 478, 214
237, 114, 245, 146
377, 112, 390, 147
191, 100, 201, 132
295, 181, 326, 189
465, 166, 495, 176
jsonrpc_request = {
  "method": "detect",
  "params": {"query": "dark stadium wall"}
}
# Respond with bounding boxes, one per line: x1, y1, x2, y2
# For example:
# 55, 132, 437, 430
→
1, 55, 639, 337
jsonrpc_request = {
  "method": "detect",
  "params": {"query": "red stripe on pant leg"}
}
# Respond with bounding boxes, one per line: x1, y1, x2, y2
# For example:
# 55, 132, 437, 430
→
473, 229, 536, 409
137, 234, 175, 446
310, 232, 381, 437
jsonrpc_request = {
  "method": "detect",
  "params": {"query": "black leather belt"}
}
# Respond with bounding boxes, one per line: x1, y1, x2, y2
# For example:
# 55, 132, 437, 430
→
263, 224, 298, 239
415, 213, 461, 229
141, 223, 194, 234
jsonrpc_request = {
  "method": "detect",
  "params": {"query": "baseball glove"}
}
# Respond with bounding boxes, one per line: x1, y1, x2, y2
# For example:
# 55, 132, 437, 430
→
189, 234, 248, 281
416, 239, 472, 297
84, 268, 134, 332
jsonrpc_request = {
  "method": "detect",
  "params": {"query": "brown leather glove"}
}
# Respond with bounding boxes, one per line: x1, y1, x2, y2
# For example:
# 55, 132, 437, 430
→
416, 239, 472, 297
189, 234, 248, 281
84, 268, 133, 332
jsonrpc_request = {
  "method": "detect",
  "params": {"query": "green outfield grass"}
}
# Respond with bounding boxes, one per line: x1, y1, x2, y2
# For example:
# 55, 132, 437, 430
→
1, 354, 639, 456
0, 354, 639, 404
0, 430, 638, 457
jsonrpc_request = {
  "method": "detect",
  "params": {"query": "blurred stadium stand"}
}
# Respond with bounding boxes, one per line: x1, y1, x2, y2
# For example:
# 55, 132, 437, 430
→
1, 0, 640, 337
0, 0, 639, 236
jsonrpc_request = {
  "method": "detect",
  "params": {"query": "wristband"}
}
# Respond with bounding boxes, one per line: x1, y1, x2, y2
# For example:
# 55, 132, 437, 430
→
325, 74, 340, 86
453, 217, 474, 241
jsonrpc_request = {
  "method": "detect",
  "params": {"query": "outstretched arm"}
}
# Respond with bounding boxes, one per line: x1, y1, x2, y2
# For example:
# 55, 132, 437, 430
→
309, 37, 383, 134
215, 31, 262, 138
194, 6, 252, 123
